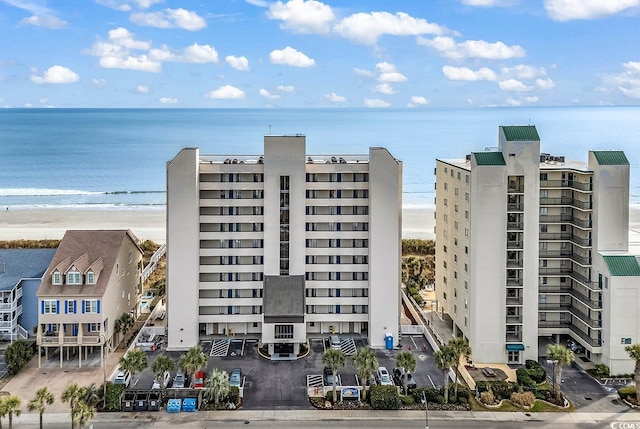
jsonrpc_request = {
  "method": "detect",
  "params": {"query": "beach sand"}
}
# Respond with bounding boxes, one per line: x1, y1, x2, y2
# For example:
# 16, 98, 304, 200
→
1, 206, 639, 254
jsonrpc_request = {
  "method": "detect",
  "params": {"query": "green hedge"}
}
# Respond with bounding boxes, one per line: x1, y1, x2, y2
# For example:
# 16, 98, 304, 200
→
370, 385, 400, 410
476, 380, 519, 400
619, 387, 637, 402
104, 382, 125, 411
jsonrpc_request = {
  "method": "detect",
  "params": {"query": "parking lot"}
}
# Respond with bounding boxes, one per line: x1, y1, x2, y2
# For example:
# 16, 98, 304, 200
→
128, 334, 443, 409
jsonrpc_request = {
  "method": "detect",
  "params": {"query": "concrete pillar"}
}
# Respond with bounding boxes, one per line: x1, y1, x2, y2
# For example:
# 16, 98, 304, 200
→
294, 343, 300, 355
268, 343, 274, 355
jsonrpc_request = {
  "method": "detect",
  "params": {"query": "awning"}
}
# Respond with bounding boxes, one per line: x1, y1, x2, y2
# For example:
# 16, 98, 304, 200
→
506, 344, 525, 351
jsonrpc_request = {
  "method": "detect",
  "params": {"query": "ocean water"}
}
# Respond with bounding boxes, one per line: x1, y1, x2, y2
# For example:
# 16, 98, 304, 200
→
0, 107, 639, 210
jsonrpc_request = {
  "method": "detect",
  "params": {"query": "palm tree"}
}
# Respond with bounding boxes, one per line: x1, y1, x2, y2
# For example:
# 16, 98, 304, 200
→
1, 396, 20, 429
73, 401, 95, 429
82, 383, 101, 408
322, 348, 346, 403
151, 354, 175, 390
28, 387, 55, 429
61, 383, 85, 429
547, 343, 574, 402
113, 318, 123, 346
396, 351, 417, 396
352, 347, 378, 401
448, 337, 472, 399
433, 345, 456, 404
118, 348, 148, 383
178, 346, 207, 388
117, 313, 135, 347
625, 344, 640, 404
204, 369, 230, 408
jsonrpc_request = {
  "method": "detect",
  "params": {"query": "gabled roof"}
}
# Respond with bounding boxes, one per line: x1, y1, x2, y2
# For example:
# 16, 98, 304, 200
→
38, 230, 141, 298
473, 152, 506, 166
65, 253, 90, 274
86, 257, 104, 275
0, 249, 57, 292
501, 125, 540, 141
593, 151, 629, 165
603, 255, 640, 276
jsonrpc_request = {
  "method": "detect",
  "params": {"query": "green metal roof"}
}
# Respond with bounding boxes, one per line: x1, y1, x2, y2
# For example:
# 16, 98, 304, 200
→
593, 151, 629, 165
473, 152, 506, 166
603, 256, 640, 276
501, 125, 540, 141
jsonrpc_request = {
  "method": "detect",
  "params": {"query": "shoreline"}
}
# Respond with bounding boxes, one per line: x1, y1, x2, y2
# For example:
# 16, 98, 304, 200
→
0, 206, 639, 254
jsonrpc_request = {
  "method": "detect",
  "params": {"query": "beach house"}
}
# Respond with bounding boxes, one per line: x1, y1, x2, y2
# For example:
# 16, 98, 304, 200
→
36, 230, 143, 368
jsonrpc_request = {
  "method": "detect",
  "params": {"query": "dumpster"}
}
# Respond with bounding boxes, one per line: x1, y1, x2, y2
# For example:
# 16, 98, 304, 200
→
182, 397, 197, 412
121, 391, 136, 412
385, 333, 394, 350
134, 392, 149, 411
148, 391, 161, 411
166, 398, 181, 413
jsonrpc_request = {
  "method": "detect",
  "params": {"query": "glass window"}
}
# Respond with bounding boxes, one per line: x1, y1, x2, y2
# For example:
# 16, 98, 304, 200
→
87, 272, 95, 284
53, 272, 61, 285
84, 299, 99, 314
43, 300, 57, 314
67, 271, 81, 285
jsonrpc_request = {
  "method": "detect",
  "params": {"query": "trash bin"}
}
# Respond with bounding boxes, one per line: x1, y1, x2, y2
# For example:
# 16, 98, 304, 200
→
385, 333, 394, 350
134, 392, 149, 411
148, 391, 161, 411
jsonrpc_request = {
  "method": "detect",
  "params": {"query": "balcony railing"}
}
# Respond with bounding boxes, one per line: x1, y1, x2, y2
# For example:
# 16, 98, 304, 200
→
507, 203, 524, 212
538, 284, 572, 293
570, 306, 602, 328
570, 289, 602, 309
539, 232, 573, 241
538, 320, 572, 328
539, 250, 573, 259
539, 180, 593, 192
507, 241, 523, 249
538, 302, 571, 310
506, 296, 523, 305
507, 259, 524, 268
506, 278, 523, 286
506, 333, 522, 342
506, 315, 523, 323
507, 222, 524, 230
40, 334, 103, 346
569, 324, 601, 347
539, 214, 574, 223
539, 267, 573, 276
570, 272, 599, 289
540, 197, 574, 206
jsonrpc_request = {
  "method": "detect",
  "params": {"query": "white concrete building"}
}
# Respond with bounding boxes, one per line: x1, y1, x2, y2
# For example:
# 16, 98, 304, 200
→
166, 135, 402, 356
435, 125, 640, 373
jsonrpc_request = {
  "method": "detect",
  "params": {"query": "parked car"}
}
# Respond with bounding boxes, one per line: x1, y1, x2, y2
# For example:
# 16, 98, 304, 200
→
377, 366, 393, 386
152, 371, 171, 389
113, 371, 131, 387
330, 335, 341, 350
393, 368, 417, 391
229, 368, 242, 388
173, 372, 186, 389
323, 366, 341, 386
193, 371, 206, 388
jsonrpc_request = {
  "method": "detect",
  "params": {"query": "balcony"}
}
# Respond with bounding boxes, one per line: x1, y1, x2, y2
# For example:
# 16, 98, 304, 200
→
569, 325, 601, 347
506, 333, 522, 342
506, 296, 523, 305
538, 302, 571, 310
507, 203, 524, 212
507, 259, 524, 268
506, 315, 523, 323
538, 284, 571, 293
572, 200, 592, 210
539, 232, 573, 241
570, 306, 602, 328
538, 320, 571, 328
539, 214, 573, 224
539, 267, 572, 276
507, 241, 523, 249
539, 250, 572, 259
540, 180, 592, 192
506, 278, 523, 286
540, 197, 573, 206
570, 289, 602, 309
570, 272, 599, 289
571, 235, 592, 247
507, 222, 524, 231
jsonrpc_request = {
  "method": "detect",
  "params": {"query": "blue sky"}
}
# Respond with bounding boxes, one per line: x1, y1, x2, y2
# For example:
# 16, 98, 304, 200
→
1, 0, 639, 108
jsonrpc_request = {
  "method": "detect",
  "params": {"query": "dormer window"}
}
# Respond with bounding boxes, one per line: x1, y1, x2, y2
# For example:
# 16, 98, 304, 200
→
67, 271, 81, 285
87, 271, 95, 285
53, 272, 61, 285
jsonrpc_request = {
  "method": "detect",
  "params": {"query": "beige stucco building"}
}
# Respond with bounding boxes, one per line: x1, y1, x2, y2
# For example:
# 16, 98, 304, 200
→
166, 135, 402, 356
435, 125, 640, 374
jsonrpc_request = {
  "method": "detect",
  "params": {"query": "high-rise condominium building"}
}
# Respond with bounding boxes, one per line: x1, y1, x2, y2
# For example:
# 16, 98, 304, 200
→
166, 135, 402, 356
435, 125, 640, 374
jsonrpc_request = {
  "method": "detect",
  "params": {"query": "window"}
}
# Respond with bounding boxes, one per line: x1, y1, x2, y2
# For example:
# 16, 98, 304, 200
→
444, 183, 448, 190
86, 272, 95, 285
53, 272, 61, 285
88, 323, 100, 332
66, 300, 76, 314
42, 300, 57, 314
465, 192, 469, 202
128, 250, 133, 264
83, 299, 99, 314
67, 271, 81, 285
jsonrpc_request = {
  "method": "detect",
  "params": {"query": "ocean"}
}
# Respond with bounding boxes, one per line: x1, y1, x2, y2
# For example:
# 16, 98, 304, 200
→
1, 107, 639, 210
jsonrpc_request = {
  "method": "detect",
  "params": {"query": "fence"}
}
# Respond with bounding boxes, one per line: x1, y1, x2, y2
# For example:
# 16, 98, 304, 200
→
142, 244, 166, 284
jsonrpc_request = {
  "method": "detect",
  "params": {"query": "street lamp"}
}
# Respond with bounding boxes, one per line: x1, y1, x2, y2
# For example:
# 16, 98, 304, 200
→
546, 359, 558, 397
422, 391, 429, 429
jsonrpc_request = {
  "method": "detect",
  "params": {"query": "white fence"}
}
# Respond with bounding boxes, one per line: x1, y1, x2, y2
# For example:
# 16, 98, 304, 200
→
142, 244, 166, 284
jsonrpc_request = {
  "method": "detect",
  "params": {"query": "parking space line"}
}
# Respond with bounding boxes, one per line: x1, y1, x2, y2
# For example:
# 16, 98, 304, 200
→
410, 336, 418, 350
428, 374, 435, 388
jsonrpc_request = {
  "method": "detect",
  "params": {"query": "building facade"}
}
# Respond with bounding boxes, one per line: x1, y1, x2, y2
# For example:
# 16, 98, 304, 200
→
166, 135, 402, 355
36, 230, 143, 368
435, 125, 640, 373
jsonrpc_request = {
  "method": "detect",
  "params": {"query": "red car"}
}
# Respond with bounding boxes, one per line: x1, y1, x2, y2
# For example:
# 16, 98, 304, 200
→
193, 371, 206, 388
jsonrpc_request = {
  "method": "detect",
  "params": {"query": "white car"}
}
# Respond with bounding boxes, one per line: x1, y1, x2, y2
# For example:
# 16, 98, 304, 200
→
152, 371, 171, 389
377, 366, 393, 386
113, 371, 131, 387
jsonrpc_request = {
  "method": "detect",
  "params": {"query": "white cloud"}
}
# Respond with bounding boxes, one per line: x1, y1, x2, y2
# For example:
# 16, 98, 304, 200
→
246, 0, 268, 6
150, 43, 219, 63
269, 47, 315, 67
137, 85, 149, 93
353, 67, 374, 77
609, 61, 640, 99
267, 0, 335, 34
334, 11, 446, 45
205, 85, 246, 99
418, 36, 525, 59
375, 62, 408, 82
544, 0, 640, 21
96, 0, 162, 10
536, 78, 556, 89
159, 97, 178, 104
30, 65, 79, 84
277, 85, 295, 92
22, 14, 67, 29
498, 79, 534, 91
2, 0, 67, 29
525, 96, 539, 103
364, 98, 391, 108
375, 83, 396, 94
407, 96, 429, 107
460, 0, 516, 6
100, 55, 161, 72
505, 98, 523, 106
501, 65, 547, 79
324, 92, 346, 102
130, 8, 207, 31
92, 78, 107, 87
442, 65, 497, 81
259, 89, 280, 99
107, 27, 151, 50
226, 55, 250, 71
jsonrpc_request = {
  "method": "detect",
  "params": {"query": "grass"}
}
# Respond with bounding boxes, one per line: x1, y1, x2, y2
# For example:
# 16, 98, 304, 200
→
469, 392, 574, 413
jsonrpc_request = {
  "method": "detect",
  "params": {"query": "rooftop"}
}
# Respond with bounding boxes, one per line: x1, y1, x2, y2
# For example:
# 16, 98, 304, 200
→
200, 154, 369, 165
473, 151, 506, 166
501, 125, 540, 141
0, 249, 57, 292
592, 151, 629, 166
602, 255, 640, 276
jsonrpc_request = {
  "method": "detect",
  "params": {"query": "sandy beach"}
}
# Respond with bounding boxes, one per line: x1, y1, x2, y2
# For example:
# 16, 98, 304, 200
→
1, 206, 639, 254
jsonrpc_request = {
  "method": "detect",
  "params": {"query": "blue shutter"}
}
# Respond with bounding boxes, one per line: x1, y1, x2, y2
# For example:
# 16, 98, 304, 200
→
73, 300, 77, 314
65, 300, 68, 314
55, 300, 60, 314
81, 300, 85, 314
41, 300, 45, 314
97, 300, 101, 314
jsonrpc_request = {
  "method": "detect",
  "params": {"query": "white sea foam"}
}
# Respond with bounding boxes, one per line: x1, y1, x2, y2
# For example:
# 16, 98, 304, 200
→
0, 188, 101, 197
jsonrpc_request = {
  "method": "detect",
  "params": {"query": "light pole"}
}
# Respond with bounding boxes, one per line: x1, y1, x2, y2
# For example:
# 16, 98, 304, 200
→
422, 391, 429, 429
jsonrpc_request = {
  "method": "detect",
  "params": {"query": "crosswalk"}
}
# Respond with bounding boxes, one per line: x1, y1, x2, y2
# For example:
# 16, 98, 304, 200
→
210, 339, 230, 357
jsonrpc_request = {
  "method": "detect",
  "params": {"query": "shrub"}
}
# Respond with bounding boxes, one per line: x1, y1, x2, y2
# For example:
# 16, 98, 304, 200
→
435, 395, 444, 405
487, 381, 518, 400
516, 369, 536, 391
480, 390, 494, 405
326, 390, 341, 402
511, 391, 536, 408
412, 387, 440, 404
5, 340, 33, 376
528, 366, 546, 383
475, 381, 489, 393
226, 386, 240, 405
370, 385, 400, 410
525, 360, 541, 370
104, 382, 125, 411
594, 364, 610, 378
458, 396, 468, 405
399, 394, 415, 406
619, 387, 637, 402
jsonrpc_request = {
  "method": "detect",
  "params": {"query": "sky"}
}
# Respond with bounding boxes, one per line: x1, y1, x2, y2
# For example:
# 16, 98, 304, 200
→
1, 0, 639, 108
